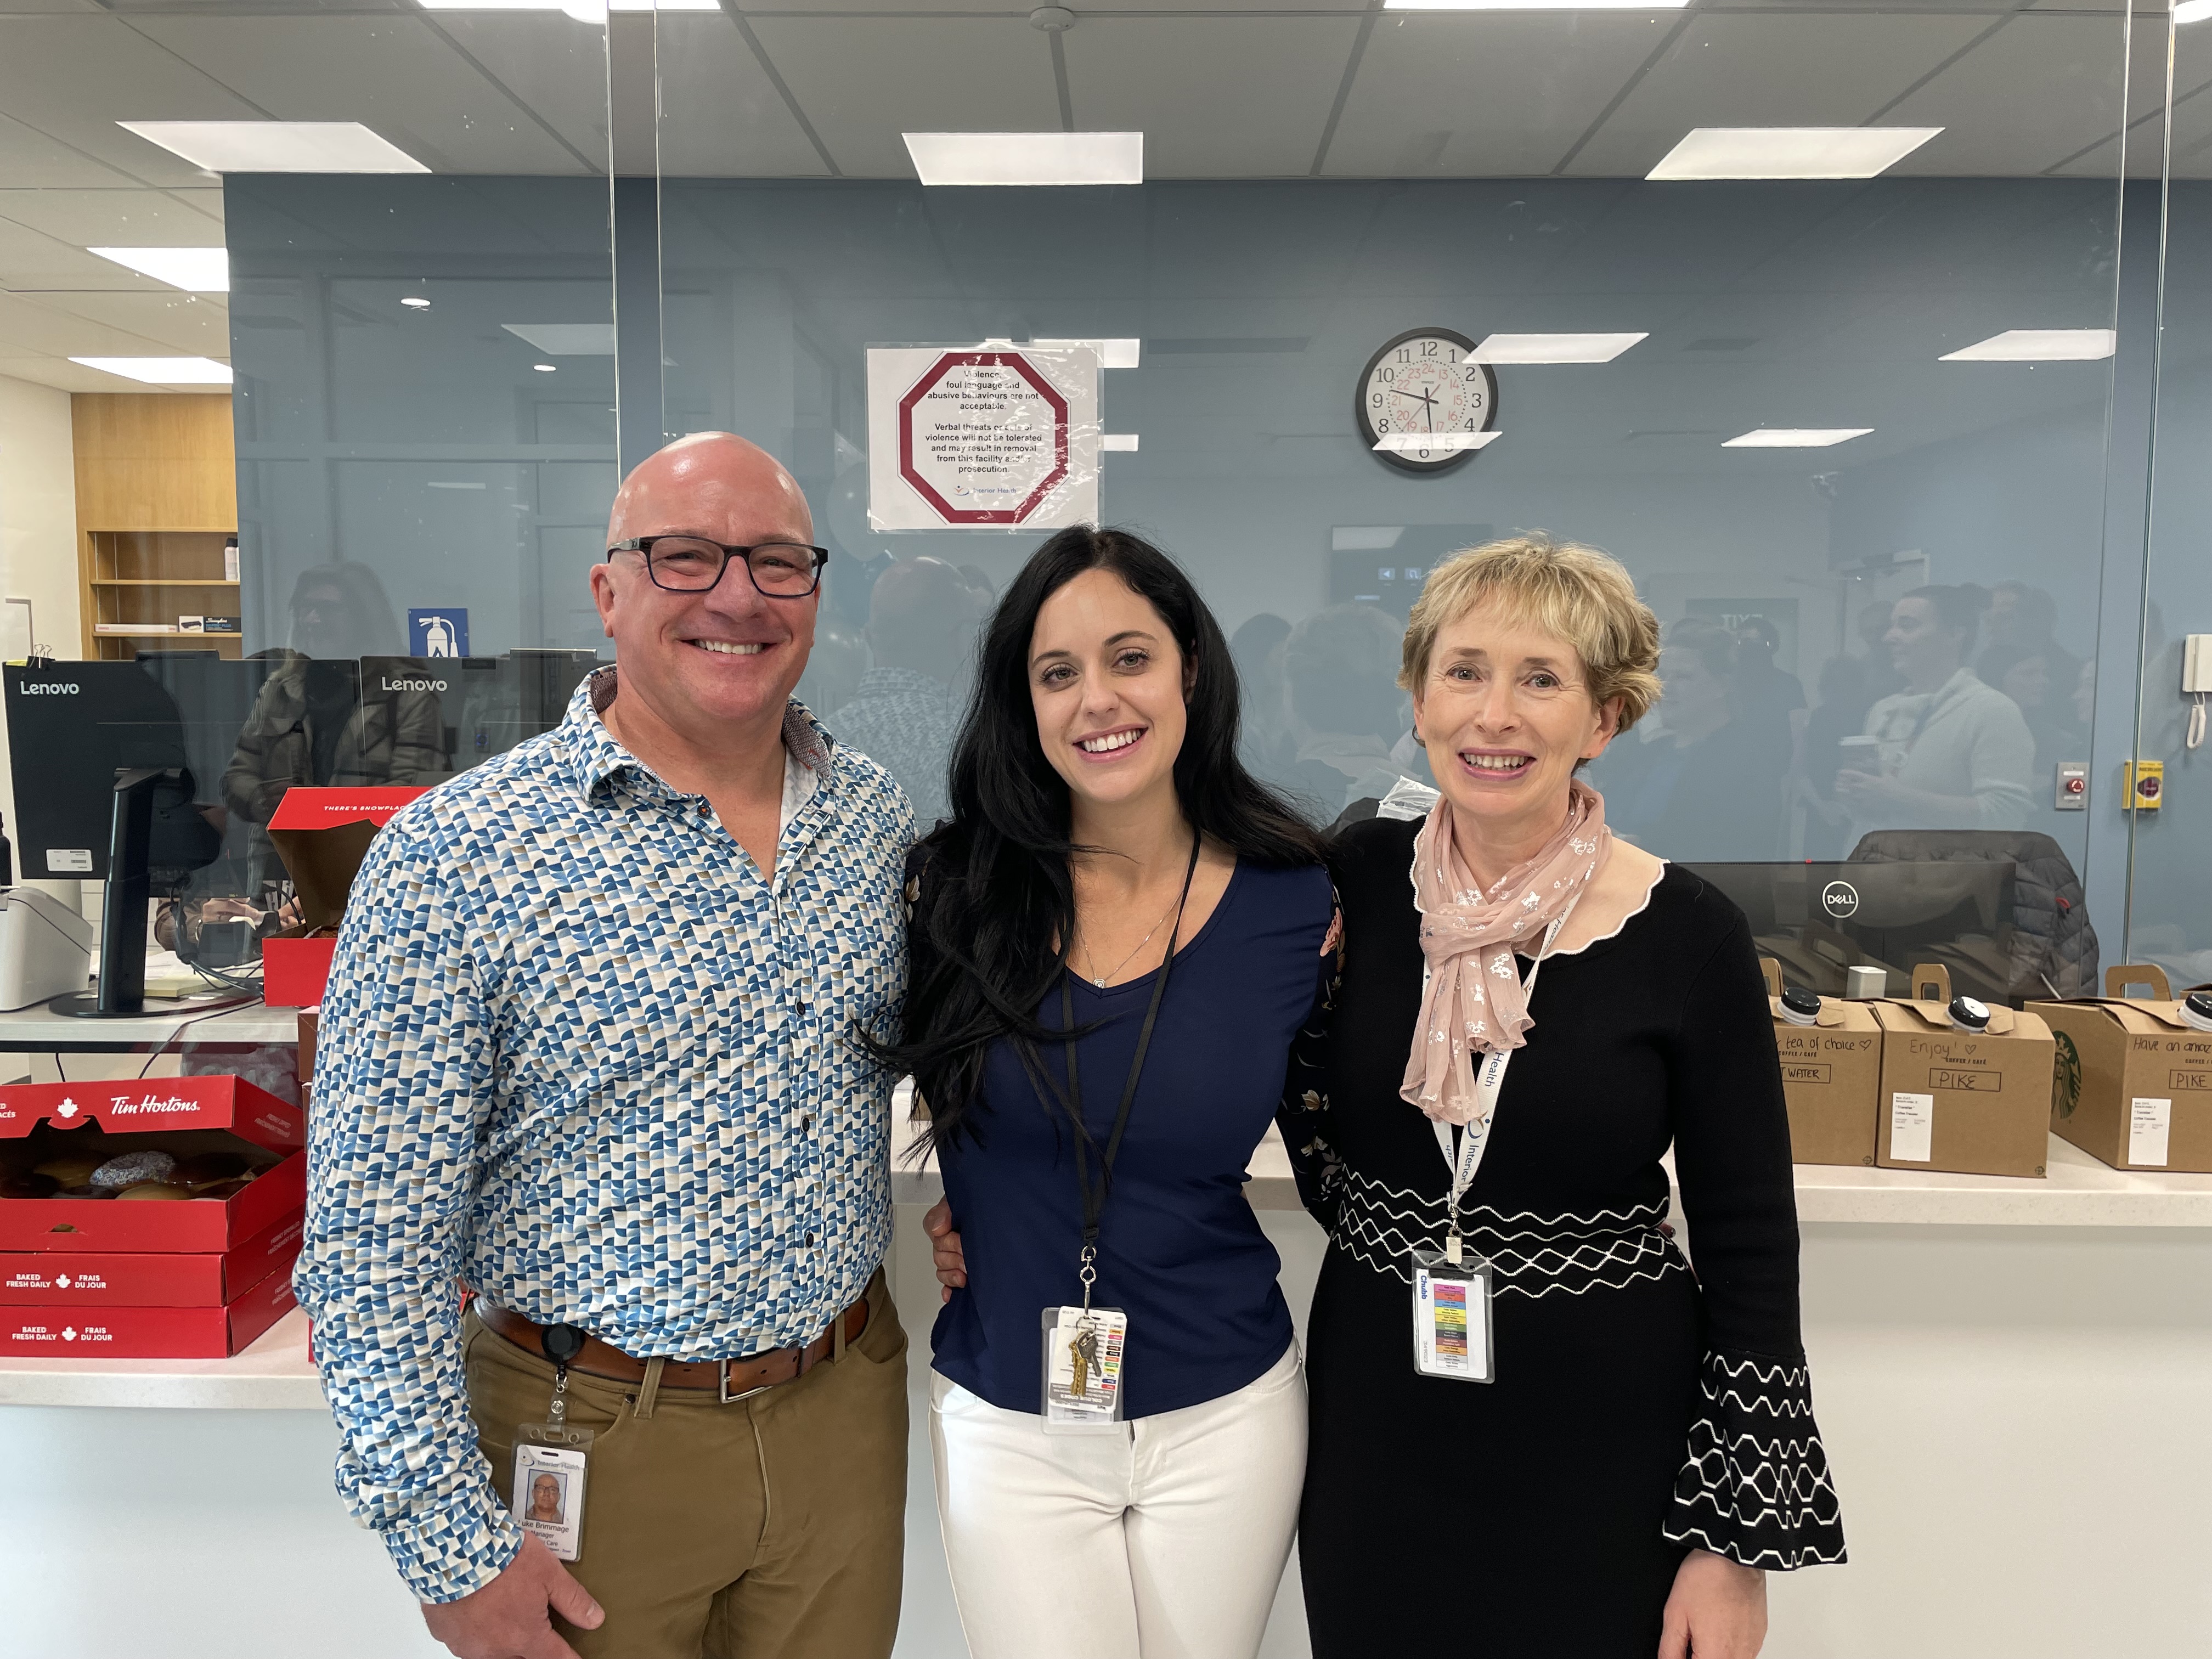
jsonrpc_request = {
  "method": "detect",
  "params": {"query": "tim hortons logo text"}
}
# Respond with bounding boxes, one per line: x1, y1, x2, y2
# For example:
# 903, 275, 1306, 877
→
105, 1093, 199, 1116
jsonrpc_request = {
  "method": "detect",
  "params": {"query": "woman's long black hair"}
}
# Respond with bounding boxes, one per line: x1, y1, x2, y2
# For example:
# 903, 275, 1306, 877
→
882, 526, 1324, 1147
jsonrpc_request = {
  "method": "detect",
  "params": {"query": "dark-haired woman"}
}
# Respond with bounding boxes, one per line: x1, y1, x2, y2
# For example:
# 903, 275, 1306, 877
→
895, 527, 1331, 1659
1835, 583, 2035, 848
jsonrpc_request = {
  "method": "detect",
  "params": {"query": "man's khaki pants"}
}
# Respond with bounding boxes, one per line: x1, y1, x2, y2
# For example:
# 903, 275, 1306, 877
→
466, 1269, 908, 1659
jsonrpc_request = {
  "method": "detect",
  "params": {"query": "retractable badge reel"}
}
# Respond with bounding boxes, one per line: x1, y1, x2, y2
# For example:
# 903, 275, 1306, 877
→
511, 1322, 594, 1561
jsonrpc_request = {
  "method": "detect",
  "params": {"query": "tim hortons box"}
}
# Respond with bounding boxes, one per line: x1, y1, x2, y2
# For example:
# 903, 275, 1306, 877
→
0, 1211, 302, 1307
1760, 958, 1882, 1167
1872, 962, 2055, 1178
0, 1268, 297, 1359
0, 1075, 306, 1252
262, 786, 430, 1007
2035, 964, 2212, 1173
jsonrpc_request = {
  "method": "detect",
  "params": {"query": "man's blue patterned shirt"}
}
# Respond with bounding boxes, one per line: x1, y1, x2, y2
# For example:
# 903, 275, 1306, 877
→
295, 668, 913, 1603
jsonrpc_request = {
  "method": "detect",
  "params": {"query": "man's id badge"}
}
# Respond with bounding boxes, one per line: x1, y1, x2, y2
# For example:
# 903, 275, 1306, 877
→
511, 1424, 594, 1561
1040, 1305, 1129, 1433
1410, 1246, 1494, 1383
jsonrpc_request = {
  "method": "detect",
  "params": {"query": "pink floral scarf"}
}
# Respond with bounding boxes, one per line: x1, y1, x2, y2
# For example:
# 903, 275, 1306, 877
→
1399, 781, 1612, 1125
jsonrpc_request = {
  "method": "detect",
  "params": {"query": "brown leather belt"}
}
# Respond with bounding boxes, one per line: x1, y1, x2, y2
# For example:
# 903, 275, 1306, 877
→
479, 1295, 869, 1404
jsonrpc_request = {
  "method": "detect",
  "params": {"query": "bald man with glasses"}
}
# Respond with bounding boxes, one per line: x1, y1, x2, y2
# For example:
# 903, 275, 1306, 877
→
298, 433, 917, 1659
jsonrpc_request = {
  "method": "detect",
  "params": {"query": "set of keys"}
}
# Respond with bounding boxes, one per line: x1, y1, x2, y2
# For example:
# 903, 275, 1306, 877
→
1067, 1320, 1102, 1398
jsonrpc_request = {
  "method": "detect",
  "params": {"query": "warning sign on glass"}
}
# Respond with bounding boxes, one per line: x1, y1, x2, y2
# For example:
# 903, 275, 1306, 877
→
867, 345, 1100, 531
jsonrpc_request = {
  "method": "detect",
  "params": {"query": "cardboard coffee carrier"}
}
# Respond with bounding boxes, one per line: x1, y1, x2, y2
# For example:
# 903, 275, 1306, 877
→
261, 786, 430, 1007
1872, 962, 2055, 1178
2034, 964, 2212, 1173
1760, 958, 1882, 1166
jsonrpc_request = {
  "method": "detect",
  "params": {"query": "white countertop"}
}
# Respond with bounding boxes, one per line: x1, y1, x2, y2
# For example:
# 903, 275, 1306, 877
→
0, 996, 299, 1049
0, 1307, 324, 1410
7, 1126, 2207, 1414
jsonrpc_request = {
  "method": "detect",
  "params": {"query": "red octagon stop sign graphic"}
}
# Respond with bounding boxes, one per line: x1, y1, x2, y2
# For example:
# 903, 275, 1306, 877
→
898, 352, 1070, 525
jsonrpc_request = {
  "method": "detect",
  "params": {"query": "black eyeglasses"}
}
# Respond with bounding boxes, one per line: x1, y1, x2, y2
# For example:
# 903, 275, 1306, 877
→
607, 536, 830, 598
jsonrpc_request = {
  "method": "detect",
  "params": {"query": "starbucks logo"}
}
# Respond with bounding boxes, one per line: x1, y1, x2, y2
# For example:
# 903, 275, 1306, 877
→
2052, 1030, 2083, 1119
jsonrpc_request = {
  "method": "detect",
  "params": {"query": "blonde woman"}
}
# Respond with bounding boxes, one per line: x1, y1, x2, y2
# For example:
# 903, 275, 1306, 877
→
1279, 536, 1846, 1658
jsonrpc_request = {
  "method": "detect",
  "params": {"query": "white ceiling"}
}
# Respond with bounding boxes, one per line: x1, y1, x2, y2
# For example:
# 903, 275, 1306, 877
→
0, 0, 2203, 392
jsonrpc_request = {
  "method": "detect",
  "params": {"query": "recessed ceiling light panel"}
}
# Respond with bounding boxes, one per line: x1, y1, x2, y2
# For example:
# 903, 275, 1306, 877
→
87, 247, 229, 294
1030, 337, 1142, 368
1939, 329, 2115, 362
2176, 0, 2212, 24
504, 322, 616, 354
1722, 428, 1871, 448
1474, 332, 1647, 363
119, 121, 430, 174
70, 356, 234, 386
904, 132, 1143, 187
1649, 127, 1941, 181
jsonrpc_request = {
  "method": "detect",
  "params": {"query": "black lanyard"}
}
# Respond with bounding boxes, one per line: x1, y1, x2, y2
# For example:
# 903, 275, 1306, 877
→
1056, 835, 1201, 1296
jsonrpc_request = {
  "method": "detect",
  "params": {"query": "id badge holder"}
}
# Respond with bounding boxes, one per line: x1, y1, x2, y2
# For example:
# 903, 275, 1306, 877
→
1410, 1242, 1494, 1384
510, 1323, 595, 1561
1040, 1304, 1130, 1434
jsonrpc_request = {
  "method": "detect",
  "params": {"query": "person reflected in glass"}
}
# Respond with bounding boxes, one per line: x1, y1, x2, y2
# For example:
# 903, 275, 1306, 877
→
1608, 620, 1779, 860
827, 555, 980, 828
1979, 580, 2080, 706
1794, 653, 1875, 860
1852, 597, 1905, 701
1834, 584, 2034, 849
1279, 535, 1845, 1659
1282, 602, 1412, 820
1228, 611, 1297, 781
222, 562, 447, 885
1729, 615, 1803, 783
895, 527, 1330, 1659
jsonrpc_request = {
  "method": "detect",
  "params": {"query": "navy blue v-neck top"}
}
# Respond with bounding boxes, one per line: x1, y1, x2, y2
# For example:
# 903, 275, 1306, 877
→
929, 859, 1333, 1419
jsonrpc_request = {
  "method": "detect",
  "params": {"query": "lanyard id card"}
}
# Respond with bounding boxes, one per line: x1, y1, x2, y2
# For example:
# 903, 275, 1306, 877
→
1041, 1304, 1131, 1431
1410, 1241, 1494, 1382
1409, 912, 1569, 1386
1037, 837, 1199, 1435
510, 1322, 594, 1561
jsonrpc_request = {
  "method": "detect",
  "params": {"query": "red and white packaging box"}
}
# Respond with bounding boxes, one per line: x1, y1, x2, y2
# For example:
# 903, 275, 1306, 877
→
0, 1075, 305, 1254
262, 786, 430, 1007
0, 1211, 303, 1307
0, 1268, 298, 1359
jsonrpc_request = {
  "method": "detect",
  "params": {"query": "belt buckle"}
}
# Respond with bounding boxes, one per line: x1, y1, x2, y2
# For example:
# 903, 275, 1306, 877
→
719, 1358, 772, 1406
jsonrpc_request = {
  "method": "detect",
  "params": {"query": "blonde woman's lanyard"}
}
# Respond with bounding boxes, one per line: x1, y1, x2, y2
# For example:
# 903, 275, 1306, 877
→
1427, 911, 1571, 1262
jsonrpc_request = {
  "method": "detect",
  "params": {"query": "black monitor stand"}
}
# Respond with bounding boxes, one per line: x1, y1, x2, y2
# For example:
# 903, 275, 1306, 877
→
52, 766, 174, 1018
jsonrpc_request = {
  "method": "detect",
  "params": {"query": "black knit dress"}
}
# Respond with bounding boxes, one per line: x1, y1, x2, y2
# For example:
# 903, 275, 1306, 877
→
1281, 817, 1846, 1657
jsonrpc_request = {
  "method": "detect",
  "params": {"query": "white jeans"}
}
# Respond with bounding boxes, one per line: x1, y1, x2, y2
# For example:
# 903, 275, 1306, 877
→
929, 1343, 1307, 1659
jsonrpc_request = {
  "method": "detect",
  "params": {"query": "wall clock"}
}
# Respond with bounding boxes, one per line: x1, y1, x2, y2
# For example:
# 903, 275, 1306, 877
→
1355, 327, 1497, 474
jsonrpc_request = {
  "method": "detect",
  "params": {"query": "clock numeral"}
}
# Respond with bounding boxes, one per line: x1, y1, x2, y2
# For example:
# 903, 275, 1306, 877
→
1420, 340, 1438, 358
1377, 419, 1390, 432
1379, 368, 1395, 382
1464, 366, 1479, 382
1418, 448, 1432, 460
1465, 419, 1478, 431
1371, 393, 1384, 408
1395, 348, 1411, 363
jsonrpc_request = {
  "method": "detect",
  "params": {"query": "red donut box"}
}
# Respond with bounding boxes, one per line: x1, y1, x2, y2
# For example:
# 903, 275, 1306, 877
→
0, 1268, 298, 1359
262, 785, 430, 1007
0, 1211, 303, 1307
0, 1075, 306, 1253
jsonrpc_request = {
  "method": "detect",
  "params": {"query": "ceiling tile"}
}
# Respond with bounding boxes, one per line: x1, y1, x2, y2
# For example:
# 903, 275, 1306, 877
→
0, 356, 142, 394
0, 185, 223, 245
0, 287, 183, 355
0, 216, 161, 289
425, 13, 612, 170
0, 110, 146, 189
1326, 13, 1674, 178
34, 287, 229, 353
1888, 15, 2135, 176
1060, 15, 1358, 178
745, 15, 1060, 177
650, 14, 835, 176
132, 14, 596, 174
0, 18, 264, 188
1564, 13, 1996, 177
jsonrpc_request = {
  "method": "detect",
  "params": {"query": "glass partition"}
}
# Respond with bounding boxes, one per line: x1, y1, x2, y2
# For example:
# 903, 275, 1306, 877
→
2133, 15, 2212, 986
645, 0, 2140, 997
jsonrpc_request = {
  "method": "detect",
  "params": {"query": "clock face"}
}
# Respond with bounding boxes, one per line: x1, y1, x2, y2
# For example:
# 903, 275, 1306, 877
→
1356, 328, 1497, 473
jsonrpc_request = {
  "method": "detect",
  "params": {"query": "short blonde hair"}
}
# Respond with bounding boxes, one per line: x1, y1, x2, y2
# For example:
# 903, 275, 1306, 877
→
1398, 533, 1662, 731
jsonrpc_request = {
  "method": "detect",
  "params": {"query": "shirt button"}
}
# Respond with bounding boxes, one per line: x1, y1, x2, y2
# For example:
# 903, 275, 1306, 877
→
800, 1113, 814, 1133
806, 1231, 817, 1248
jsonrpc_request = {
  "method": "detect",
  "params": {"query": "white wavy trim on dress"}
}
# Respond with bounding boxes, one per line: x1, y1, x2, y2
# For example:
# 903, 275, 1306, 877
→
1333, 1172, 1692, 1297
1662, 1351, 1848, 1571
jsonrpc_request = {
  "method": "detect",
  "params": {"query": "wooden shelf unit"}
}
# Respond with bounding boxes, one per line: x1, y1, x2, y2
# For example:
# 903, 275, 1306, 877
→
71, 393, 240, 662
